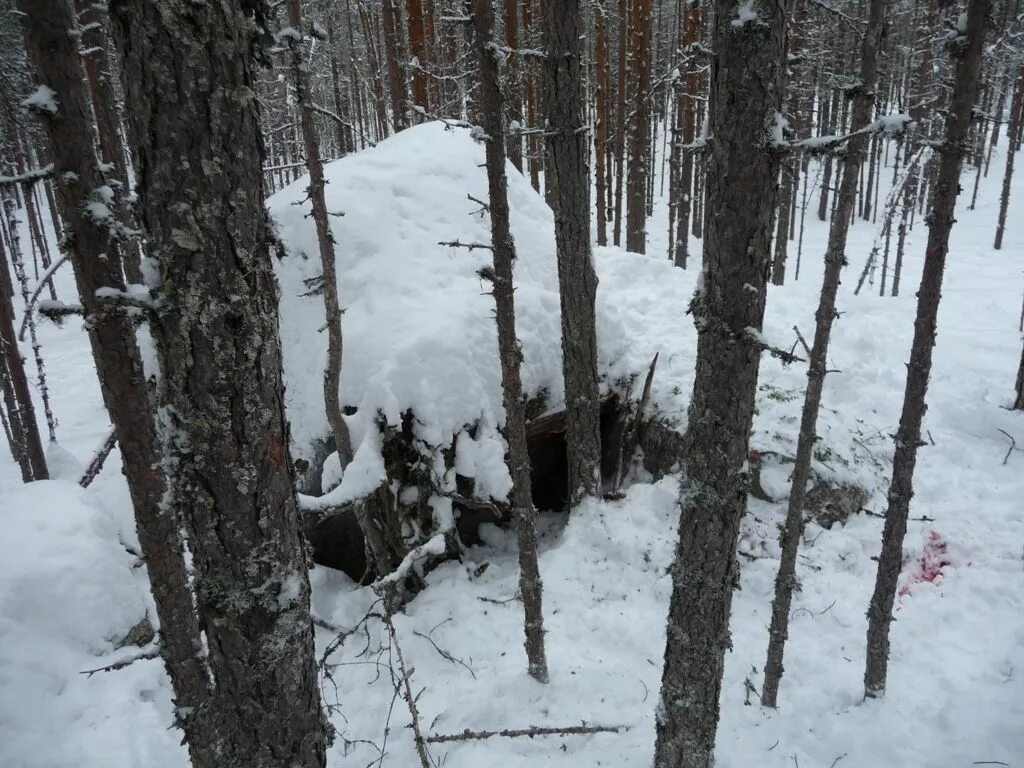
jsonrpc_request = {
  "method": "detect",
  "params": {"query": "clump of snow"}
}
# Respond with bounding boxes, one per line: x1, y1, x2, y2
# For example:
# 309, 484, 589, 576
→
0, 481, 185, 768
21, 85, 58, 115
730, 0, 761, 27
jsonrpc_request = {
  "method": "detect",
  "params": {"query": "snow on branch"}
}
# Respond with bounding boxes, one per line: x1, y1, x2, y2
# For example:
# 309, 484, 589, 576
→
0, 164, 54, 187
21, 85, 58, 116
425, 723, 631, 744
783, 113, 914, 153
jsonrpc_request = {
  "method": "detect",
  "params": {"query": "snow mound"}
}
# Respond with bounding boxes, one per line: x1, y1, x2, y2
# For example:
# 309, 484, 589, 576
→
270, 122, 686, 498
0, 481, 184, 768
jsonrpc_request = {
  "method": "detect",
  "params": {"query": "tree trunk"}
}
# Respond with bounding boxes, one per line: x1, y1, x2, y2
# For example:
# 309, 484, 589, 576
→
382, 0, 411, 132
0, 233, 47, 482
406, 0, 430, 117
595, 2, 610, 246
543, 0, 602, 505
625, 0, 651, 253
994, 67, 1022, 250
612, 0, 628, 246
1014, 338, 1024, 410
109, 2, 328, 765
471, 0, 549, 682
760, 0, 886, 709
864, 0, 988, 700
653, 0, 787, 763
503, 0, 524, 171
17, 0, 218, 762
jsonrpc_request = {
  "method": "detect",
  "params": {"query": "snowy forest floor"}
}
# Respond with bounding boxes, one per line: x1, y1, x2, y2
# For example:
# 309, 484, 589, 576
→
1, 134, 1023, 768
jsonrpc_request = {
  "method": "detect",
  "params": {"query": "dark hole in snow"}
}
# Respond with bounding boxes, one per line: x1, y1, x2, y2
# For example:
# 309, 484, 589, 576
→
305, 396, 625, 582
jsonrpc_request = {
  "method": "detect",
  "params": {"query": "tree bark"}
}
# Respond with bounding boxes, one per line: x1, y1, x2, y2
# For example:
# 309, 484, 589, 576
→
109, 1, 328, 764
382, 0, 411, 132
595, 2, 610, 247
994, 67, 1022, 250
624, 0, 651, 253
502, 0, 524, 171
406, 0, 431, 117
654, 0, 787, 763
612, 0, 628, 246
17, 0, 218, 762
864, 0, 988, 700
471, 0, 549, 682
0, 233, 46, 482
653, 0, 788, 763
760, 0, 886, 709
543, 0, 602, 505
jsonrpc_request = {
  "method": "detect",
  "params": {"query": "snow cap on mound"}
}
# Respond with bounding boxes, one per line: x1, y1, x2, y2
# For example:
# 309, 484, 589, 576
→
271, 121, 668, 500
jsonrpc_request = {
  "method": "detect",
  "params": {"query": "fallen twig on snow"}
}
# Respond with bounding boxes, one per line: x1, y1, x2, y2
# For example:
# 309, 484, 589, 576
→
413, 617, 476, 679
425, 723, 630, 744
80, 644, 160, 677
79, 428, 117, 488
997, 428, 1017, 465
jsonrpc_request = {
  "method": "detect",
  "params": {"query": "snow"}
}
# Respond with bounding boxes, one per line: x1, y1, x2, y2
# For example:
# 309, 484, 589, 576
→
730, 0, 762, 28
1, 120, 1023, 768
21, 85, 58, 115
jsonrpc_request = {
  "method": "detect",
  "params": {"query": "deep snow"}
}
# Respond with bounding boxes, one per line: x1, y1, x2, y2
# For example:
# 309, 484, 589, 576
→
1, 123, 1022, 768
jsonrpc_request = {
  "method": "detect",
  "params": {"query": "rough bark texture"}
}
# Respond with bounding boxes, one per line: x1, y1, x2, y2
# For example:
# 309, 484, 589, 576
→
653, 0, 787, 763
864, 0, 988, 700
502, 0, 523, 172
625, 0, 651, 253
612, 0, 628, 246
542, 0, 602, 505
382, 0, 411, 131
760, 0, 886, 709
109, 1, 328, 765
17, 0, 217, 760
471, 0, 549, 682
406, 0, 430, 116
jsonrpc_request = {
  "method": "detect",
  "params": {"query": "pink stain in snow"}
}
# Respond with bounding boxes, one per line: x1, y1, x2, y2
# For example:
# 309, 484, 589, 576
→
898, 530, 950, 598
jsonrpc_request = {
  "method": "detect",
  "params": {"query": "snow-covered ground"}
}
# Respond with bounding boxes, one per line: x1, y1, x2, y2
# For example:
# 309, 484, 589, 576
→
1, 124, 1021, 768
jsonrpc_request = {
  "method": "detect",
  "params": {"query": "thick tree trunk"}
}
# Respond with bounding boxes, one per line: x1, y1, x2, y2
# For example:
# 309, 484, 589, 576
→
653, 0, 787, 763
625, 0, 651, 253
864, 0, 988, 700
17, 0, 216, 763
543, 0, 602, 505
760, 0, 886, 709
406, 0, 430, 117
382, 0, 411, 132
110, 2, 328, 765
471, 0, 549, 682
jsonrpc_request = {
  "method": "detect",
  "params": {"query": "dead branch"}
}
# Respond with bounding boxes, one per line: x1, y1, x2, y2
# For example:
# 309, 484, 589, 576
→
438, 239, 493, 251
413, 617, 476, 679
81, 645, 160, 677
792, 326, 812, 358
79, 428, 117, 488
384, 600, 432, 768
425, 722, 630, 744
997, 428, 1017, 465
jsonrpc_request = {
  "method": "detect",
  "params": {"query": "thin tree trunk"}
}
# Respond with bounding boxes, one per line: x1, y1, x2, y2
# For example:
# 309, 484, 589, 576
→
595, 2, 610, 246
0, 234, 46, 481
653, 0, 787, 763
612, 0, 628, 246
503, 0, 524, 171
864, 0, 988, 700
471, 0, 549, 682
543, 0, 602, 505
110, 2, 328, 764
760, 0, 886, 708
1013, 339, 1024, 410
994, 67, 1022, 250
406, 0, 430, 117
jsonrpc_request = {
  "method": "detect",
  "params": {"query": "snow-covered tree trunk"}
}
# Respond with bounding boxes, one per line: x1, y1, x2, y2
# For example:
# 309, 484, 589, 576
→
471, 0, 549, 682
543, 0, 602, 505
16, 0, 216, 760
864, 0, 989, 700
761, 0, 887, 709
653, 0, 788, 762
109, 1, 328, 764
